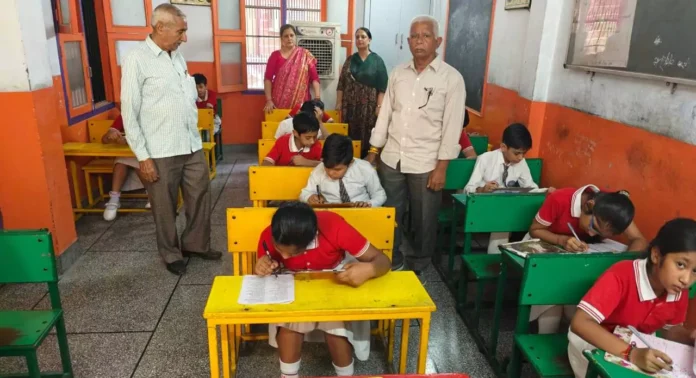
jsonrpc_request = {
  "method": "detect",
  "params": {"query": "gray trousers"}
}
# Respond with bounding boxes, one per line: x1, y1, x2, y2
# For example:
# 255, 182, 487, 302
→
378, 160, 442, 270
144, 149, 211, 264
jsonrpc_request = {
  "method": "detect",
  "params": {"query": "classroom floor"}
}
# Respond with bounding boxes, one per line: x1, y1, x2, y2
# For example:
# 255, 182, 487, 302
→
0, 148, 534, 378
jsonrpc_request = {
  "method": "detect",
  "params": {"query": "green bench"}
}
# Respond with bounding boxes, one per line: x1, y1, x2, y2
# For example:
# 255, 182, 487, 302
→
0, 230, 73, 377
454, 193, 547, 330
504, 251, 639, 378
437, 158, 543, 271
462, 135, 489, 157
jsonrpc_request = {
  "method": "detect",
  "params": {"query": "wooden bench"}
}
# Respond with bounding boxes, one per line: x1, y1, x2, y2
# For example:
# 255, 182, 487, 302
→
261, 121, 349, 139
248, 166, 313, 207
0, 230, 73, 377
257, 139, 362, 165
264, 108, 341, 123
226, 207, 395, 276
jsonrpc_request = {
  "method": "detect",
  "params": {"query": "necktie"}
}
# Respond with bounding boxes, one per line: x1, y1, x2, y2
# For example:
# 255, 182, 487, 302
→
502, 165, 509, 187
339, 179, 351, 203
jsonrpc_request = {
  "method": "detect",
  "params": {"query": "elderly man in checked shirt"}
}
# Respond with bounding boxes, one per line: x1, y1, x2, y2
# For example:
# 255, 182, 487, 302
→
121, 4, 221, 275
366, 15, 466, 273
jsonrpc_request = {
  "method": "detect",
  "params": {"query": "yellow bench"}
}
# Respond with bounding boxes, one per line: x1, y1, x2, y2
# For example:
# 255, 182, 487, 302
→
257, 139, 361, 165
248, 166, 312, 207
261, 121, 349, 139
264, 108, 341, 123
198, 109, 217, 179
226, 207, 395, 276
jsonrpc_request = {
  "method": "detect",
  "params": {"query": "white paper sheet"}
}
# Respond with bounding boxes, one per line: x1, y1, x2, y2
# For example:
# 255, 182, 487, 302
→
629, 332, 695, 378
587, 239, 627, 253
238, 275, 295, 305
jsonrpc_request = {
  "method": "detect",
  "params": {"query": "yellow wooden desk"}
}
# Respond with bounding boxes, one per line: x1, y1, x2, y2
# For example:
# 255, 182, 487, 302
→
204, 272, 436, 378
63, 142, 215, 214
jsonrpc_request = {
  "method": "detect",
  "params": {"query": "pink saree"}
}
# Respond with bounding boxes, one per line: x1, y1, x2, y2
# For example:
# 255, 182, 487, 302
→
271, 47, 316, 109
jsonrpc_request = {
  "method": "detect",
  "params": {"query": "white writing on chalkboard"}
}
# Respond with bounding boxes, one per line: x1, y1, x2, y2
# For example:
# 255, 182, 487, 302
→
654, 35, 662, 45
678, 58, 691, 69
654, 53, 691, 71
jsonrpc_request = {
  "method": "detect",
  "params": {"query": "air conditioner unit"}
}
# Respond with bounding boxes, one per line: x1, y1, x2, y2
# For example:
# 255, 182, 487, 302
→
292, 21, 341, 80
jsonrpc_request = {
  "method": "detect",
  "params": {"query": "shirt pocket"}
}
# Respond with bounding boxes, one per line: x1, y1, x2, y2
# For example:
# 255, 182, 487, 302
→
422, 85, 447, 122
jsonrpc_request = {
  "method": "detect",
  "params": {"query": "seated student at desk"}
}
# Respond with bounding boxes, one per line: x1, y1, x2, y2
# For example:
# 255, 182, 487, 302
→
101, 114, 149, 221
263, 112, 322, 167
299, 134, 386, 207
464, 123, 549, 254
275, 99, 334, 140
254, 202, 391, 378
528, 185, 648, 334
458, 109, 476, 159
568, 218, 696, 378
193, 73, 221, 133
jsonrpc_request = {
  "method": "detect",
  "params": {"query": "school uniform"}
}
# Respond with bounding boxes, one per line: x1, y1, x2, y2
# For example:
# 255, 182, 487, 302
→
464, 149, 540, 254
110, 116, 143, 191
274, 117, 324, 139
567, 259, 688, 378
528, 185, 600, 328
264, 133, 322, 166
256, 211, 372, 361
289, 103, 334, 123
458, 132, 474, 155
299, 159, 387, 207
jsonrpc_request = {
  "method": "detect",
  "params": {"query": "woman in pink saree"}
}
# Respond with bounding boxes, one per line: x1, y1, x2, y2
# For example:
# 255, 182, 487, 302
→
263, 24, 321, 113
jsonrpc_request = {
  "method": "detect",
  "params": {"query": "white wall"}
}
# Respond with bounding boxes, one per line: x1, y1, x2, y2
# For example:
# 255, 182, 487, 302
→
41, 0, 61, 77
177, 4, 214, 62
485, 0, 696, 144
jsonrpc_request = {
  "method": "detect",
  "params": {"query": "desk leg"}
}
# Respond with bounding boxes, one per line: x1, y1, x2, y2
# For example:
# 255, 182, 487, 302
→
70, 161, 83, 210
488, 256, 508, 357
399, 319, 410, 374
229, 325, 237, 375
221, 324, 231, 378
208, 325, 220, 378
417, 315, 431, 374
387, 319, 396, 364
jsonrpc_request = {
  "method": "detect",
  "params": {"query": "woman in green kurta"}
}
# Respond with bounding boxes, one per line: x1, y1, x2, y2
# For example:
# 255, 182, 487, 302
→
336, 28, 389, 157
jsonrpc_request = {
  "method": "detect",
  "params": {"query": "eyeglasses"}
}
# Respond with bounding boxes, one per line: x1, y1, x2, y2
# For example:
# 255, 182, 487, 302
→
589, 216, 608, 237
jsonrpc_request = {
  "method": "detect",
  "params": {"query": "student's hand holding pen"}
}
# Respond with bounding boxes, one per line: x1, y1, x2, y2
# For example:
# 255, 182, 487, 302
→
630, 347, 673, 373
479, 181, 499, 193
561, 236, 588, 252
307, 194, 326, 205
255, 255, 280, 276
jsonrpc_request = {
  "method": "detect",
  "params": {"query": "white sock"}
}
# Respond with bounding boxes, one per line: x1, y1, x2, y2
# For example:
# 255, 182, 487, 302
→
108, 191, 121, 204
333, 360, 354, 376
537, 305, 563, 334
279, 359, 300, 378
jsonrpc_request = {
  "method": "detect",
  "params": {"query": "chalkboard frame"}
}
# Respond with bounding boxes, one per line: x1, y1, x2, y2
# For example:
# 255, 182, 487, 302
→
443, 0, 497, 116
563, 0, 696, 87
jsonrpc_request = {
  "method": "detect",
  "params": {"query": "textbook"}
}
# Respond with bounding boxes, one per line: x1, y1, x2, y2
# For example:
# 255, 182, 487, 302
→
238, 275, 295, 305
501, 239, 567, 257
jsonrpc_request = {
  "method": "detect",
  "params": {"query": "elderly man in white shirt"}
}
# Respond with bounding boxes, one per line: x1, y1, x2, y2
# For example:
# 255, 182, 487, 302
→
121, 4, 221, 276
365, 15, 466, 272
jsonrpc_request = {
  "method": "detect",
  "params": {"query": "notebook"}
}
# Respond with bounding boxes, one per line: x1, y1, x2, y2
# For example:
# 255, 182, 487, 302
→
501, 239, 568, 258
238, 274, 295, 305
587, 239, 628, 253
603, 326, 696, 377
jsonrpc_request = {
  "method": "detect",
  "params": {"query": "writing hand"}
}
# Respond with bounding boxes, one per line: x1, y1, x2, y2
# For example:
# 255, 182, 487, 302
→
630, 347, 673, 373
308, 194, 326, 205
564, 237, 589, 252
482, 181, 499, 193
255, 255, 279, 276
352, 201, 371, 208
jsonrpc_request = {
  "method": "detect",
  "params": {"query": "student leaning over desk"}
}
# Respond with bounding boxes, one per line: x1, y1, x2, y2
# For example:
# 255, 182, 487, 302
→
568, 218, 696, 378
300, 134, 387, 208
263, 112, 322, 167
527, 185, 648, 334
254, 202, 391, 378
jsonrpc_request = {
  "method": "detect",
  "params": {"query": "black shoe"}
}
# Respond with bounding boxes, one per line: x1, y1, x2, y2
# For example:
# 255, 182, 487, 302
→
391, 250, 405, 271
166, 260, 187, 275
182, 250, 222, 260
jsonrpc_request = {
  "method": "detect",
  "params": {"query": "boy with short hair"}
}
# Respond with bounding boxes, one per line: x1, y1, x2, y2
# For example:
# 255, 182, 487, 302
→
300, 134, 386, 207
464, 123, 539, 194
255, 201, 391, 378
275, 99, 334, 140
193, 73, 221, 133
263, 111, 322, 167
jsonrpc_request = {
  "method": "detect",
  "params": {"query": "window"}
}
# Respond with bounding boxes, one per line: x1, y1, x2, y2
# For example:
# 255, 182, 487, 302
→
243, 0, 324, 90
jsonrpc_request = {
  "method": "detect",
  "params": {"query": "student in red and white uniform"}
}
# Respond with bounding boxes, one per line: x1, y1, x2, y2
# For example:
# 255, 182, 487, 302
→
255, 202, 391, 378
458, 109, 476, 159
527, 185, 648, 334
101, 114, 149, 221
263, 112, 322, 167
568, 218, 696, 377
275, 100, 334, 140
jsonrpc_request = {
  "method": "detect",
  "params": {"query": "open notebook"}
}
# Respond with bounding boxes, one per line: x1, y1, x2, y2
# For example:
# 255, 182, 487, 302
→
238, 275, 295, 305
603, 327, 696, 377
502, 238, 628, 258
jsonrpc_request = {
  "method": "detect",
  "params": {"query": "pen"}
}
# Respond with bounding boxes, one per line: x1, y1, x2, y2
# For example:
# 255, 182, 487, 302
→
628, 326, 672, 369
316, 185, 325, 203
567, 222, 581, 241
262, 240, 279, 278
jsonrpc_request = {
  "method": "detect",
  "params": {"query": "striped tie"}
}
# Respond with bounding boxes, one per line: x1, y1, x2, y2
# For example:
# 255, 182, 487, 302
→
502, 165, 509, 187
339, 179, 351, 203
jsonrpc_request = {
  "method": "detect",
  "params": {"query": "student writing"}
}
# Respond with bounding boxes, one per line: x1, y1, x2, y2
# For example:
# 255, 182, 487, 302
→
254, 202, 391, 378
300, 134, 386, 207
263, 111, 322, 167
275, 99, 334, 140
568, 218, 696, 377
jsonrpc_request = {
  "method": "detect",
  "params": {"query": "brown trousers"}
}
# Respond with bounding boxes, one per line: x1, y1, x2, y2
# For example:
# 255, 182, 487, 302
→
144, 150, 211, 264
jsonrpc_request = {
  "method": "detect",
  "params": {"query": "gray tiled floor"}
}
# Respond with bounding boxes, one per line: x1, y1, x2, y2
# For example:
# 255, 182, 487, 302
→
0, 148, 523, 377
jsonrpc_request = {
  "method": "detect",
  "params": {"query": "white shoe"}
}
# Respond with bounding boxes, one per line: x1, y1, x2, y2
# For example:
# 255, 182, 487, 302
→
104, 201, 120, 221
145, 202, 151, 209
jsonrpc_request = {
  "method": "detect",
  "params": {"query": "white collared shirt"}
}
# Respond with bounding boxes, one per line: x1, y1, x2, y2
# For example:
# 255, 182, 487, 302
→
464, 149, 539, 193
369, 58, 466, 174
121, 36, 202, 161
274, 118, 324, 139
299, 159, 387, 207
